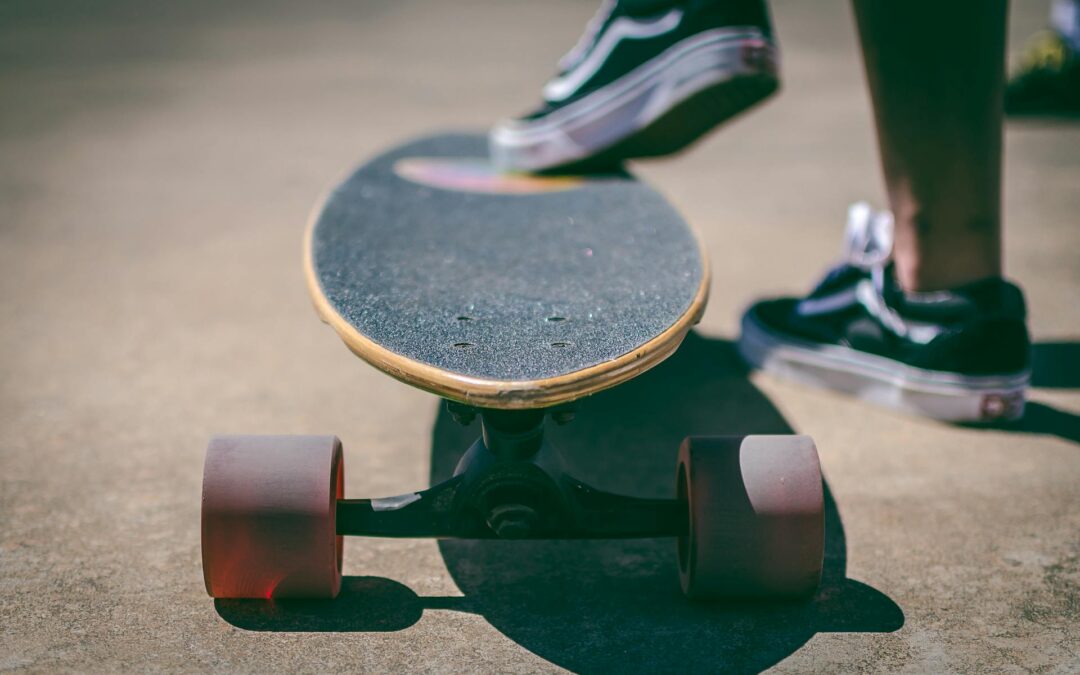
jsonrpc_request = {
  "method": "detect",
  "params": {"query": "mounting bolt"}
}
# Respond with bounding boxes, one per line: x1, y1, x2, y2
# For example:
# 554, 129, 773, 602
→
551, 411, 575, 425
486, 504, 539, 539
445, 401, 476, 426
550, 406, 576, 425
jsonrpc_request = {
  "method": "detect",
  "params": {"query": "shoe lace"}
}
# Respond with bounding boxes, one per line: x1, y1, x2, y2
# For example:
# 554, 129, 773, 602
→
843, 201, 894, 270
811, 202, 893, 294
557, 0, 617, 72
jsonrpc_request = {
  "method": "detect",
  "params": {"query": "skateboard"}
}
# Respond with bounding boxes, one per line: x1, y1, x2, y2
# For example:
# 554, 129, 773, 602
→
201, 133, 825, 601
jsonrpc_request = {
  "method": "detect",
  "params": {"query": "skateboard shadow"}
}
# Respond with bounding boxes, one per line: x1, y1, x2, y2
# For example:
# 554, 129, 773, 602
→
216, 333, 904, 671
213, 336, 1076, 656
430, 332, 903, 673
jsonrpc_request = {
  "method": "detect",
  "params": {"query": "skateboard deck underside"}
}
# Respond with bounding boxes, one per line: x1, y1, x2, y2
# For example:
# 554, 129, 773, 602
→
306, 133, 707, 407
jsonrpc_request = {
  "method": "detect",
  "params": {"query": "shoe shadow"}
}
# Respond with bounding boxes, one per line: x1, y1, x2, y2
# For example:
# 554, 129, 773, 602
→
216, 333, 904, 673
989, 400, 1080, 444
972, 341, 1080, 444
1031, 341, 1080, 389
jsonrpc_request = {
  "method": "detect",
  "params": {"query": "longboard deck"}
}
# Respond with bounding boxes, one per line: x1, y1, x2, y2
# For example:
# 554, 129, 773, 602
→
305, 132, 708, 409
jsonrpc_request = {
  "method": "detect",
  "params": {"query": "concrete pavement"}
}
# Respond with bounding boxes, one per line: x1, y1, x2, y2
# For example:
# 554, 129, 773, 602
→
1, 1, 1077, 671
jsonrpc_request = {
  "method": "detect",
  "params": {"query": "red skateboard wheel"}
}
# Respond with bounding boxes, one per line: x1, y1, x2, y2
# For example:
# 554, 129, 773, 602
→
202, 435, 344, 599
677, 435, 824, 599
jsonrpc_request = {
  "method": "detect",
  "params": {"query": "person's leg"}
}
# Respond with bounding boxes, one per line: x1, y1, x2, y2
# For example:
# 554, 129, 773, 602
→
852, 0, 1009, 292
737, 0, 1030, 422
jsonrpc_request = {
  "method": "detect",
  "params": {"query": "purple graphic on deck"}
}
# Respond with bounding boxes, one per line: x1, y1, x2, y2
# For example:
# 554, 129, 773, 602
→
394, 158, 584, 194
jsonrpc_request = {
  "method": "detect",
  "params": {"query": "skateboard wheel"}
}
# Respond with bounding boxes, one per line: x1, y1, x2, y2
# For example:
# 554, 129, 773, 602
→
676, 435, 823, 599
202, 435, 344, 599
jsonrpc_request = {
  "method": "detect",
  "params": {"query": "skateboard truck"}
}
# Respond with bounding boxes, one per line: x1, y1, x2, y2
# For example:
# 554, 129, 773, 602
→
202, 407, 826, 602
336, 408, 685, 541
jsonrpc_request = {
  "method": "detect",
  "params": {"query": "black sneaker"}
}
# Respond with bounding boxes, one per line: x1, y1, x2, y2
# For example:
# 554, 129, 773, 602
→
490, 0, 779, 172
1005, 31, 1080, 117
738, 203, 1031, 422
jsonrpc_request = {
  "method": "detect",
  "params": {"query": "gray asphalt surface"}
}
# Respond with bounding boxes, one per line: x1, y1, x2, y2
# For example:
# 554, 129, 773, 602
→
1, 1, 1078, 672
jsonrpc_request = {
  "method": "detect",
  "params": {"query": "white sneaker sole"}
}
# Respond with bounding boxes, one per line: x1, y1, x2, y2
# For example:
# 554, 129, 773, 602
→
738, 310, 1030, 423
490, 27, 777, 172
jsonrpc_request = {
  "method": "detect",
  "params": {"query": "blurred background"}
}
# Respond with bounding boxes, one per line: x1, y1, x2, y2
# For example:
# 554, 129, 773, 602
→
1, 1, 1077, 672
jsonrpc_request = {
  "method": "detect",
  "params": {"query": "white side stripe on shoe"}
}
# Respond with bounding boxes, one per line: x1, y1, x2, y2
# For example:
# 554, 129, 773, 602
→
855, 279, 943, 345
795, 279, 944, 345
543, 9, 684, 103
796, 288, 859, 317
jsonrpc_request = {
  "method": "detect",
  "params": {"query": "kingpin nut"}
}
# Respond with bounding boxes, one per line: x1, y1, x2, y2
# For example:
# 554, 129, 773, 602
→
486, 503, 539, 539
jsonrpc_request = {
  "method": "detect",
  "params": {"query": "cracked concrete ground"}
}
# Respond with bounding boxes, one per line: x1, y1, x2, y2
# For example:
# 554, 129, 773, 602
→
1, 0, 1078, 672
